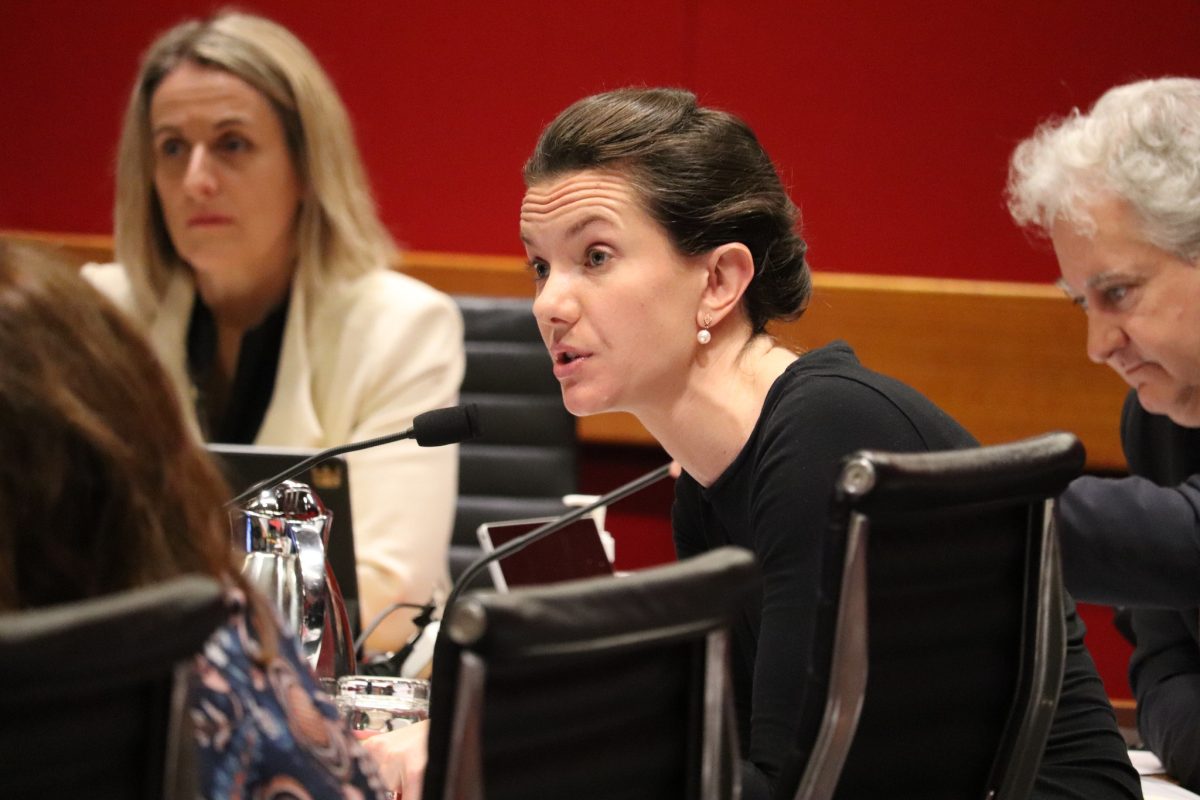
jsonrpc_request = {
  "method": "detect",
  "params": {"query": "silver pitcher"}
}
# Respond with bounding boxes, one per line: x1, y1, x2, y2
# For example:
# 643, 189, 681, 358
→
231, 480, 356, 678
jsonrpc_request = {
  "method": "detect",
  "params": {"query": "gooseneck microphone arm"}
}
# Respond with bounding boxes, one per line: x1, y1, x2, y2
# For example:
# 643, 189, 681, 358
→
226, 429, 415, 508
225, 404, 481, 508
441, 462, 674, 620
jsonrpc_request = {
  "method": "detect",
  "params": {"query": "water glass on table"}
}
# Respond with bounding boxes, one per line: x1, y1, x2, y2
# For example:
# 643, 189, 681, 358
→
337, 675, 430, 734
336, 676, 430, 798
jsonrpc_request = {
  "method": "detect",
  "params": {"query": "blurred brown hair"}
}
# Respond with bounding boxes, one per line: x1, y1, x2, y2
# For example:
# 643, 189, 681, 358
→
0, 242, 275, 653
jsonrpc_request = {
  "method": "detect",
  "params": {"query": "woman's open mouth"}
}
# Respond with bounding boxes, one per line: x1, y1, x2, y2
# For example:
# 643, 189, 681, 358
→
552, 347, 591, 378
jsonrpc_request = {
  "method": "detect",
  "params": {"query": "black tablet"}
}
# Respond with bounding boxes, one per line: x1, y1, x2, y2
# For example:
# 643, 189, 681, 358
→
476, 513, 612, 591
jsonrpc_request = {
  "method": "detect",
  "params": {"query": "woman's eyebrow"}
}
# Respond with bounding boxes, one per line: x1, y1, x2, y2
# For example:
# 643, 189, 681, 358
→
566, 214, 612, 239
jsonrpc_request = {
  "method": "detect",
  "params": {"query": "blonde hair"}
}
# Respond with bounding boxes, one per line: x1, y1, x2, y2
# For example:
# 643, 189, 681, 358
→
114, 10, 394, 313
1007, 77, 1200, 261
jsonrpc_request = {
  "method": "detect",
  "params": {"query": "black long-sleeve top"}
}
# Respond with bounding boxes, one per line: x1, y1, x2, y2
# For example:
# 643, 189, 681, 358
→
673, 342, 1140, 800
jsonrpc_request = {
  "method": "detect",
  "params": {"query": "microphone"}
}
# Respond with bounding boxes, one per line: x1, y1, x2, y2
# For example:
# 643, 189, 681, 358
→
370, 462, 673, 677
440, 462, 674, 622
225, 403, 481, 508
372, 462, 673, 676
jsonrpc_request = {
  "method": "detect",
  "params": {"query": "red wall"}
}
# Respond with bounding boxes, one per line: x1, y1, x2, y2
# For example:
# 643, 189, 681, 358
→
2, 1, 1197, 284
3, 0, 1192, 698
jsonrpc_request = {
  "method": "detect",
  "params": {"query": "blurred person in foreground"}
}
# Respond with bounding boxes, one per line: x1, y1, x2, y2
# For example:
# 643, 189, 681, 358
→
0, 242, 387, 798
85, 11, 465, 655
1009, 76, 1200, 790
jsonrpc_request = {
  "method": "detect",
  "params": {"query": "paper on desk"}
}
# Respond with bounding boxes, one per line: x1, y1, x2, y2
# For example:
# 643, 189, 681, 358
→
1142, 776, 1200, 800
1132, 750, 1167, 776
1131, 750, 1200, 800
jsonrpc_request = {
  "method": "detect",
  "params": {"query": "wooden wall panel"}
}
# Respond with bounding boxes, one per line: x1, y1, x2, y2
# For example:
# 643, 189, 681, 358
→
3, 230, 1129, 471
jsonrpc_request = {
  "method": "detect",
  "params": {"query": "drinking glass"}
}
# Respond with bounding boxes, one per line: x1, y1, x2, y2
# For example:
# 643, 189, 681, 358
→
335, 676, 430, 734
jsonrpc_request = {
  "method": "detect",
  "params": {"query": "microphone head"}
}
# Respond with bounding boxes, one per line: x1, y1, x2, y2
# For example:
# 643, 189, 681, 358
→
413, 404, 482, 447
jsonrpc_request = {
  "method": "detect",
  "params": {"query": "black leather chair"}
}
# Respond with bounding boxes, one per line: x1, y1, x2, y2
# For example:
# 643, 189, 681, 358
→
423, 546, 758, 800
452, 295, 578, 587
791, 432, 1084, 800
0, 575, 227, 799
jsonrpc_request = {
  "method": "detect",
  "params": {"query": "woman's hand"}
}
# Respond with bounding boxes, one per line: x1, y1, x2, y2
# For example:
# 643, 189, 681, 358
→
360, 719, 430, 799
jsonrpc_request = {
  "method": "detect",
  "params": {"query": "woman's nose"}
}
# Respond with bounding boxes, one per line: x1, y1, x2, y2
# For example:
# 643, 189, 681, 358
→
182, 146, 218, 199
532, 269, 578, 327
1086, 314, 1128, 365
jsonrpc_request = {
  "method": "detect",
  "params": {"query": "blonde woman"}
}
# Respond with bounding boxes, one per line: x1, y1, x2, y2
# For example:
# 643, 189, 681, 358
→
85, 11, 464, 654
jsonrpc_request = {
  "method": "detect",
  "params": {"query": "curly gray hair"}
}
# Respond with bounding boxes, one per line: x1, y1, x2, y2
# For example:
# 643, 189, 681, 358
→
1006, 77, 1200, 261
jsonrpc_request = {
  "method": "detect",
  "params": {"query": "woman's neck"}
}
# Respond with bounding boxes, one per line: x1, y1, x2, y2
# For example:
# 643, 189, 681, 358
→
191, 253, 294, 335
635, 334, 798, 488
198, 278, 290, 398
214, 322, 244, 380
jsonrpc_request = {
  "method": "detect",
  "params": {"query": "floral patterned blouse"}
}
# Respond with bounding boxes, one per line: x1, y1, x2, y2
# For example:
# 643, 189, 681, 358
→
189, 591, 387, 799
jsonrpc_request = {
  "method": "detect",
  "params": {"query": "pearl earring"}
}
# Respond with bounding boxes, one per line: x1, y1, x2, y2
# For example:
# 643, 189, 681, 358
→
697, 313, 712, 345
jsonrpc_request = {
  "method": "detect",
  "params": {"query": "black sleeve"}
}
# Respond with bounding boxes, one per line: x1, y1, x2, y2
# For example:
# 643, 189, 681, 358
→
1031, 595, 1142, 800
1131, 608, 1200, 791
1057, 473, 1200, 607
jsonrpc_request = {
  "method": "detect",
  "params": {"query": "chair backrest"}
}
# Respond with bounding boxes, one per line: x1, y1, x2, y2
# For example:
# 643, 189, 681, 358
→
452, 295, 579, 586
792, 432, 1084, 800
424, 546, 759, 800
0, 575, 227, 799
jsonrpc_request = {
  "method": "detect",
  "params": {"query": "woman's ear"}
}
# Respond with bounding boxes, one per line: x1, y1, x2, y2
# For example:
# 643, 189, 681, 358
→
698, 242, 754, 326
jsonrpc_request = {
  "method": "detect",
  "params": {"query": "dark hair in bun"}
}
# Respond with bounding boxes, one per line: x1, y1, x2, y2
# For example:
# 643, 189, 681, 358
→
524, 87, 811, 333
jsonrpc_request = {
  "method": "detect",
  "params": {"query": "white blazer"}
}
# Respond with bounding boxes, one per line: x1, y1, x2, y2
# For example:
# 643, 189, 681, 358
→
84, 263, 465, 653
